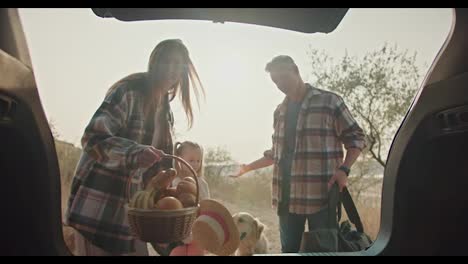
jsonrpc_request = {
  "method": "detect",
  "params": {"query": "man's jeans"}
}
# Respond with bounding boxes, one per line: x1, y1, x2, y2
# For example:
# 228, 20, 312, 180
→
278, 208, 329, 253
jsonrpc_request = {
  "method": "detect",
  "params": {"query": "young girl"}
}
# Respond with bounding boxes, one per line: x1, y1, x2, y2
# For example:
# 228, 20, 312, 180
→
162, 141, 210, 256
172, 141, 210, 200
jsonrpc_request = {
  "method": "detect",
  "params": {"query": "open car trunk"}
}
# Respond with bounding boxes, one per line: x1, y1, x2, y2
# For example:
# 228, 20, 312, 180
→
2, 8, 468, 256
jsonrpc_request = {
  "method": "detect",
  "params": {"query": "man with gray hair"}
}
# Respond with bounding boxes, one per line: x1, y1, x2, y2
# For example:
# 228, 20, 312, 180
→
231, 55, 366, 253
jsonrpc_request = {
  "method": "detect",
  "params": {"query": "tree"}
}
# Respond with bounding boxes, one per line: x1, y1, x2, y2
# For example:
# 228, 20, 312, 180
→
203, 146, 237, 190
307, 43, 422, 202
203, 146, 273, 207
204, 146, 235, 165
347, 158, 382, 206
307, 43, 421, 167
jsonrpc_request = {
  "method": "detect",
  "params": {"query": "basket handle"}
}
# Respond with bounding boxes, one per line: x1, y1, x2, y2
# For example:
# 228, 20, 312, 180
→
126, 153, 200, 207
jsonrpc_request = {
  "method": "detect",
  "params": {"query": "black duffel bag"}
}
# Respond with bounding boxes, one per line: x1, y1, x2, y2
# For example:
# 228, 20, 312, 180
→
299, 184, 373, 253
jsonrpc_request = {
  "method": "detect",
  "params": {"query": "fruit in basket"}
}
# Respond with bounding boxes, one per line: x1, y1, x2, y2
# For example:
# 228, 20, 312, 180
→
164, 187, 178, 197
181, 176, 196, 184
138, 194, 145, 208
129, 163, 197, 210
154, 196, 183, 210
146, 170, 163, 190
177, 192, 197, 208
165, 168, 177, 179
161, 168, 177, 188
176, 180, 197, 196
130, 187, 164, 209
151, 188, 168, 208
147, 168, 178, 190
152, 187, 166, 203
130, 190, 146, 208
145, 189, 157, 209
141, 191, 152, 209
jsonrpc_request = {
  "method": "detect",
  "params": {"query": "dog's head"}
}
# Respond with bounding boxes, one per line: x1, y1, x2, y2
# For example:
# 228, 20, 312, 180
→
232, 212, 265, 243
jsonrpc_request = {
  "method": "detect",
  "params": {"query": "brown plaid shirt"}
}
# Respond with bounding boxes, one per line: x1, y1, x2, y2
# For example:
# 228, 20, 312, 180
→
265, 84, 366, 215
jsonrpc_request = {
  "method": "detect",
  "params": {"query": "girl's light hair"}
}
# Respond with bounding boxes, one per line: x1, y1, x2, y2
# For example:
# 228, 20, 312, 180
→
174, 141, 204, 177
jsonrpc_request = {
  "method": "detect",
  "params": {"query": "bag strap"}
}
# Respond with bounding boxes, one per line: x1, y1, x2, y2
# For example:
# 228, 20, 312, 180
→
329, 184, 365, 233
340, 187, 365, 233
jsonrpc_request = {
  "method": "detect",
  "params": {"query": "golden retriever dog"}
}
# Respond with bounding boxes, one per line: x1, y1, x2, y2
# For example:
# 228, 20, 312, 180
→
232, 212, 268, 256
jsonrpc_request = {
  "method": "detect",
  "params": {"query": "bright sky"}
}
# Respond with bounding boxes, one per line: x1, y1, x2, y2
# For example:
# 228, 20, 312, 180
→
18, 8, 452, 163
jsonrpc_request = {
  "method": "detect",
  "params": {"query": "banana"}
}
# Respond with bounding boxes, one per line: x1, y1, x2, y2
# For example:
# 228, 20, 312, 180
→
139, 191, 149, 209
146, 189, 156, 209
142, 191, 151, 209
144, 191, 155, 209
136, 191, 148, 209
130, 190, 145, 208
149, 191, 156, 209
129, 193, 138, 208
130, 185, 168, 209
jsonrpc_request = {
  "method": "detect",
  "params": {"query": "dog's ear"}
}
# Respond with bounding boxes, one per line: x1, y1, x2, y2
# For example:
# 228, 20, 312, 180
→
255, 219, 265, 240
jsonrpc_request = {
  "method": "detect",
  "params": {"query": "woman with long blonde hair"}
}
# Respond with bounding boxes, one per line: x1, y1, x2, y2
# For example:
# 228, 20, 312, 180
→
65, 39, 204, 256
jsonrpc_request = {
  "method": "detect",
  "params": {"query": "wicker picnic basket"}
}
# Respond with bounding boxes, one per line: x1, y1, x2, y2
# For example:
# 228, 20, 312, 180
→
125, 154, 200, 244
